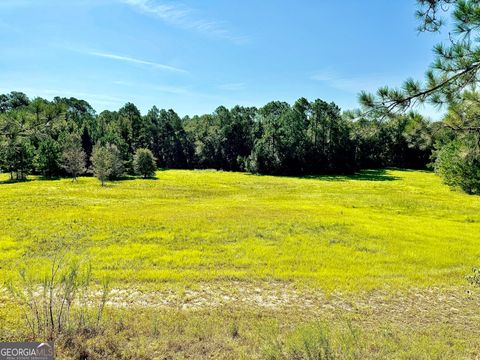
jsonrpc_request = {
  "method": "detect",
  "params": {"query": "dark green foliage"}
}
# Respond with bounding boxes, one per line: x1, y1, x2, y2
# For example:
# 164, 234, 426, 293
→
147, 107, 192, 169
0, 91, 30, 112
0, 92, 437, 185
348, 110, 434, 170
0, 137, 34, 180
133, 148, 156, 178
356, 1, 480, 193
246, 99, 355, 175
434, 136, 480, 194
431, 92, 480, 193
34, 137, 62, 177
106, 143, 125, 180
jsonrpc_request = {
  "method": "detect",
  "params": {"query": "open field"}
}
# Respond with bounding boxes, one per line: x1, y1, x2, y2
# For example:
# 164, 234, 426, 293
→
0, 169, 479, 289
1, 169, 480, 358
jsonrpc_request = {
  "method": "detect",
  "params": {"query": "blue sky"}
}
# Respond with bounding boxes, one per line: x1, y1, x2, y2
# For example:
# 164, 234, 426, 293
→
0, 0, 446, 118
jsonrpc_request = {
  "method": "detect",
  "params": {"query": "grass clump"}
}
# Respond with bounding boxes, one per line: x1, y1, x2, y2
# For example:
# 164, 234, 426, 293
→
6, 254, 109, 342
264, 323, 361, 360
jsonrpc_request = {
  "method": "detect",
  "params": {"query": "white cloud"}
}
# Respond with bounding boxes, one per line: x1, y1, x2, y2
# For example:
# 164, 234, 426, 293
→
121, 0, 247, 43
88, 51, 187, 73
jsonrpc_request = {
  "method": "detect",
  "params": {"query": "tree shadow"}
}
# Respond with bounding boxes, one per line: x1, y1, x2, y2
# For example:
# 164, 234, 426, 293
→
0, 178, 33, 185
298, 169, 401, 182
245, 168, 403, 182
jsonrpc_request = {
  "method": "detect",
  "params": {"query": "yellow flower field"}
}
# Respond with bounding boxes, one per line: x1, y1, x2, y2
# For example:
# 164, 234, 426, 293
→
1, 169, 478, 292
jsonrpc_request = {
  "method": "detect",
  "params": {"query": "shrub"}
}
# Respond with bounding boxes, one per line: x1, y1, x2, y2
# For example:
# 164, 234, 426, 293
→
133, 148, 156, 178
434, 136, 480, 194
6, 256, 109, 341
106, 144, 125, 180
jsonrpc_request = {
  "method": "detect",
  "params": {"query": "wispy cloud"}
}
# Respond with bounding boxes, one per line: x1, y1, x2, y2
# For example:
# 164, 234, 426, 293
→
218, 82, 246, 91
121, 0, 247, 44
310, 70, 403, 94
88, 51, 187, 73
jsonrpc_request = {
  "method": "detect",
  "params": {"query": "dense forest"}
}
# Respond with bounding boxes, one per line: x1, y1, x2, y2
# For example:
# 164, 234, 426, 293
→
0, 90, 478, 193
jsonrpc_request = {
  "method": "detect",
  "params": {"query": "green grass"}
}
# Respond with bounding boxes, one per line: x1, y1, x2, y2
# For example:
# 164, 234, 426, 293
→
2, 169, 480, 358
0, 168, 479, 291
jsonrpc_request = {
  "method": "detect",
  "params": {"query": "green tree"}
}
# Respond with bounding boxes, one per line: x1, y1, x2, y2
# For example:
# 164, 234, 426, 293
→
147, 107, 192, 169
184, 113, 223, 169
359, 0, 480, 120
432, 92, 480, 192
133, 148, 156, 178
218, 105, 256, 171
0, 137, 34, 180
91, 144, 113, 186
245, 101, 290, 174
106, 143, 125, 180
34, 137, 62, 177
61, 135, 86, 181
434, 136, 480, 194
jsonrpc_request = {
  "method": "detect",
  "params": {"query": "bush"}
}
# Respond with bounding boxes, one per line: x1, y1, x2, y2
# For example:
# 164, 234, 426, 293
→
133, 148, 156, 178
434, 136, 480, 194
106, 144, 125, 180
6, 256, 109, 341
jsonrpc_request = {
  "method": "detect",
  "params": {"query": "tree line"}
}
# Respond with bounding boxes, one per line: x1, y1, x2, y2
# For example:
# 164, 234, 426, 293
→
0, 91, 439, 181
358, 0, 480, 195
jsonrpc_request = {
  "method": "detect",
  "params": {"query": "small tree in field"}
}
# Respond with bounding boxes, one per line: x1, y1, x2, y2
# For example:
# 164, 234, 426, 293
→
133, 148, 156, 178
91, 144, 113, 186
106, 143, 125, 180
62, 136, 86, 181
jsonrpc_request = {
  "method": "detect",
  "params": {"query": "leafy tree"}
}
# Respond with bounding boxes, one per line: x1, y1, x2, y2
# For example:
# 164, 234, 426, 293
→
247, 99, 354, 175
432, 92, 480, 191
245, 101, 290, 174
118, 102, 143, 152
307, 99, 353, 173
147, 107, 192, 169
81, 127, 94, 169
61, 135, 86, 181
0, 91, 442, 182
434, 136, 480, 194
359, 0, 480, 122
185, 114, 223, 169
0, 137, 34, 180
34, 137, 62, 177
0, 91, 30, 113
106, 143, 125, 180
133, 148, 156, 178
219, 105, 256, 171
91, 144, 113, 186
